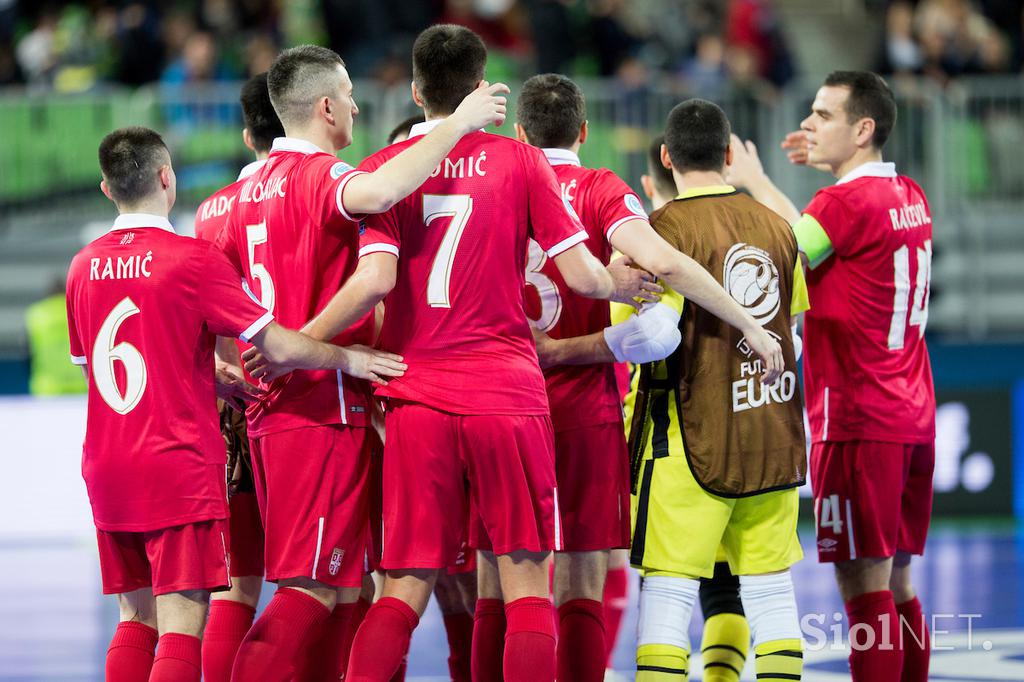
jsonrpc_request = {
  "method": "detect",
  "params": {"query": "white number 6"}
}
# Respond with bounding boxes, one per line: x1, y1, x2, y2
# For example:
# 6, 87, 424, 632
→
93, 296, 147, 415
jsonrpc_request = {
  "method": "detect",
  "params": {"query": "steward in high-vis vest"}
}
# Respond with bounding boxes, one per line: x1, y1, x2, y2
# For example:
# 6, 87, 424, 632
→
630, 100, 809, 682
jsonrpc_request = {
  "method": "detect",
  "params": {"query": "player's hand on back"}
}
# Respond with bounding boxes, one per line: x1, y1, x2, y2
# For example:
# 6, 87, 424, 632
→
744, 326, 785, 385
780, 130, 832, 172
726, 134, 766, 189
336, 344, 408, 386
215, 364, 262, 410
607, 255, 662, 309
449, 81, 510, 132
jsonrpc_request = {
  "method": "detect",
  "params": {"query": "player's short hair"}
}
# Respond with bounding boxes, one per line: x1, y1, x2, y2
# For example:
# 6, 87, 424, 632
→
646, 134, 676, 198
824, 70, 897, 149
98, 127, 170, 205
412, 24, 486, 116
664, 99, 731, 173
387, 115, 425, 145
268, 45, 346, 126
240, 72, 285, 153
516, 73, 586, 150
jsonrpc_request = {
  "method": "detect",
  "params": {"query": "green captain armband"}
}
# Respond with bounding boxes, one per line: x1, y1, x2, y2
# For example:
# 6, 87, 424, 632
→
793, 214, 834, 269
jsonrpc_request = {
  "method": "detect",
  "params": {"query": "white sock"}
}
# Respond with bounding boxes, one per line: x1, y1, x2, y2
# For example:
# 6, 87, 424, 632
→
739, 570, 803, 647
637, 575, 701, 650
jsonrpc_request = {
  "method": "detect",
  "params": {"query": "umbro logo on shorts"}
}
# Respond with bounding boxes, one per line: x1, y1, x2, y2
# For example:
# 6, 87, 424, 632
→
818, 538, 838, 551
329, 547, 345, 575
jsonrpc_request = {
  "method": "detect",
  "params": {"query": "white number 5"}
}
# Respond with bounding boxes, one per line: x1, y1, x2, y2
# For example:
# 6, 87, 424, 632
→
423, 194, 472, 308
246, 221, 275, 313
93, 296, 147, 415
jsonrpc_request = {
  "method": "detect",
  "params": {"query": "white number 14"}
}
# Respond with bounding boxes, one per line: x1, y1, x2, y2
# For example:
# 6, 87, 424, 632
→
888, 240, 931, 350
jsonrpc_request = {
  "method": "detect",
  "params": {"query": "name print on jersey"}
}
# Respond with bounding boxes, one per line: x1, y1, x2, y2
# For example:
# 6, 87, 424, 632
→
889, 202, 932, 231
429, 152, 487, 179
239, 175, 287, 204
89, 252, 153, 281
198, 194, 236, 222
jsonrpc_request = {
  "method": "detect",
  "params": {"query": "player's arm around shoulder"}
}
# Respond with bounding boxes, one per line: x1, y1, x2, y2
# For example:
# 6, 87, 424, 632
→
339, 82, 510, 215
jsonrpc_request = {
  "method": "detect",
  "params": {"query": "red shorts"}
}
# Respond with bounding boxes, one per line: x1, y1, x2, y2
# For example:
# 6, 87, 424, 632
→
227, 492, 264, 578
381, 401, 559, 569
96, 519, 230, 596
554, 422, 631, 552
249, 424, 374, 588
811, 440, 934, 563
366, 445, 384, 573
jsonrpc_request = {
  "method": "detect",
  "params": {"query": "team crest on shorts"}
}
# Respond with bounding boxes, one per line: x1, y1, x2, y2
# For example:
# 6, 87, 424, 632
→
329, 547, 345, 575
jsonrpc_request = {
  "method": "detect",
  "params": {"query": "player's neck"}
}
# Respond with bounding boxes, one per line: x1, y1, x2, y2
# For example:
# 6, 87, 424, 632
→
833, 148, 883, 180
116, 198, 169, 219
673, 170, 729, 193
282, 125, 336, 155
651, 192, 673, 211
255, 151, 270, 161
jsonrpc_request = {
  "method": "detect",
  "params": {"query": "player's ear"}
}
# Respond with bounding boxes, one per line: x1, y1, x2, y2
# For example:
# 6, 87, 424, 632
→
158, 164, 173, 190
411, 81, 424, 109
660, 144, 673, 171
724, 142, 734, 168
640, 174, 655, 200
855, 117, 876, 148
320, 96, 334, 126
100, 179, 114, 203
242, 128, 255, 152
513, 123, 529, 144
578, 120, 588, 146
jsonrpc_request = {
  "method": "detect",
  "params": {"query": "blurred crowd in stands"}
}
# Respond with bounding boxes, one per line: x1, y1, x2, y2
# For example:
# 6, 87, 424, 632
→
0, 0, 800, 96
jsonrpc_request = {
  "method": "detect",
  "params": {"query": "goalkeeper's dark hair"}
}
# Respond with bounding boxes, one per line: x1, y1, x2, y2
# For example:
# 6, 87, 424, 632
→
824, 70, 897, 149
664, 98, 731, 173
646, 134, 676, 198
386, 115, 425, 145
413, 24, 487, 116
98, 127, 170, 205
517, 73, 586, 149
240, 72, 284, 153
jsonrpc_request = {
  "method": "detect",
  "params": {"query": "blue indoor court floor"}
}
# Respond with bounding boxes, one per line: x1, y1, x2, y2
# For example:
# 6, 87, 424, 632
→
1, 520, 1022, 682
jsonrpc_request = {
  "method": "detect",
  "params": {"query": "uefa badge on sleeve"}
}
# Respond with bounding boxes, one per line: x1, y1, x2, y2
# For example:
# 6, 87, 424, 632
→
330, 162, 353, 180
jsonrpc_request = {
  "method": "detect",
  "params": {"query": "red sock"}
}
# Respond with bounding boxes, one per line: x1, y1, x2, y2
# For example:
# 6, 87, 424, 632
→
202, 600, 255, 682
443, 611, 474, 681
557, 599, 606, 682
472, 598, 506, 682
105, 621, 158, 682
150, 633, 201, 682
504, 596, 556, 682
896, 597, 930, 682
845, 590, 904, 682
346, 597, 419, 682
230, 587, 330, 682
296, 600, 357, 682
602, 567, 628, 667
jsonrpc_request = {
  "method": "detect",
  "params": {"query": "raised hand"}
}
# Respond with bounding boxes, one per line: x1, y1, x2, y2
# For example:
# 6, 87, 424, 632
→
726, 134, 766, 189
607, 255, 663, 309
781, 130, 831, 172
450, 81, 511, 132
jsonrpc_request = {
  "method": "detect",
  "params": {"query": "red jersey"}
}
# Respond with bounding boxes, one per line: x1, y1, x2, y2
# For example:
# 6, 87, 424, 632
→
215, 137, 375, 437
525, 148, 650, 431
358, 122, 588, 415
66, 214, 274, 532
194, 160, 265, 242
800, 163, 935, 444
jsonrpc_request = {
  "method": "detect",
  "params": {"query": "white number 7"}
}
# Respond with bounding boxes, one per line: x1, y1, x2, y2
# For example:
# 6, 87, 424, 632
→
423, 194, 473, 308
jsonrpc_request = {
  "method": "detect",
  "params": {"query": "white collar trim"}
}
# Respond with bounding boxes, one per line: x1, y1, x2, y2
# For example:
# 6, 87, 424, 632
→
271, 137, 325, 155
837, 161, 897, 185
543, 148, 580, 166
409, 119, 444, 139
238, 159, 266, 180
111, 214, 174, 234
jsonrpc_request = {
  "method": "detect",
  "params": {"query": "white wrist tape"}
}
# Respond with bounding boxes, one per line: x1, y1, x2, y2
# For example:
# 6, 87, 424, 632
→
603, 302, 682, 364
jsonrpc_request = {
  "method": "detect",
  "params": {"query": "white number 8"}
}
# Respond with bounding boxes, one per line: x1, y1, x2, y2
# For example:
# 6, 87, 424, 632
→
93, 296, 147, 415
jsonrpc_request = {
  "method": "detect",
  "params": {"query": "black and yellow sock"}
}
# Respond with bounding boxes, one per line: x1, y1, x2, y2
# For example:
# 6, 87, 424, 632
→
636, 643, 689, 681
754, 638, 803, 680
701, 613, 749, 681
